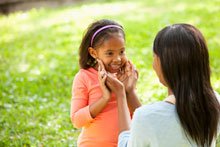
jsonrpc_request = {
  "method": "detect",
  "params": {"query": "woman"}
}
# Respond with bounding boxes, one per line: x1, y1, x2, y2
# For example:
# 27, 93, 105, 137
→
104, 24, 220, 147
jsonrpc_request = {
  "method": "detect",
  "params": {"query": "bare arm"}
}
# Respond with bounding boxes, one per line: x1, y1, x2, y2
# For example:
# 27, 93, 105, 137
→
89, 95, 110, 118
106, 74, 131, 133
126, 89, 141, 116
117, 90, 131, 132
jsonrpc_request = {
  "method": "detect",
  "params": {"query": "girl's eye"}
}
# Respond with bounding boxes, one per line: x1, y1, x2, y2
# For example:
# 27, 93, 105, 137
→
120, 50, 125, 55
106, 52, 113, 56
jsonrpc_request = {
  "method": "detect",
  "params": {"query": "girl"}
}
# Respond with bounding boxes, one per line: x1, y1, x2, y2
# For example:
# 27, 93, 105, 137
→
105, 24, 220, 147
70, 19, 140, 147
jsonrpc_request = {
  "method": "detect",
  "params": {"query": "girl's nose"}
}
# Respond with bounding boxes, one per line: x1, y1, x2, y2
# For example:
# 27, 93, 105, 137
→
113, 55, 121, 62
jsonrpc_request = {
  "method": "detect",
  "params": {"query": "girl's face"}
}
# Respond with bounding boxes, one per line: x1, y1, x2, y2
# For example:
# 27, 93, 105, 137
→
89, 33, 127, 73
153, 53, 167, 86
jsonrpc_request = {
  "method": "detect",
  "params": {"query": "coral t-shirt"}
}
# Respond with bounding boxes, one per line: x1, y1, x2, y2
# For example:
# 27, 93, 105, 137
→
71, 67, 119, 147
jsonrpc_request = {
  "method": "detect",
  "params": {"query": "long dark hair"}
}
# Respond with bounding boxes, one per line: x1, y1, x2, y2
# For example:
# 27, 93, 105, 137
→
153, 24, 220, 146
78, 19, 125, 69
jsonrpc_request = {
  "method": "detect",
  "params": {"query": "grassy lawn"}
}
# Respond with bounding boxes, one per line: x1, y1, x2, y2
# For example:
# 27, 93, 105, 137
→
0, 0, 220, 146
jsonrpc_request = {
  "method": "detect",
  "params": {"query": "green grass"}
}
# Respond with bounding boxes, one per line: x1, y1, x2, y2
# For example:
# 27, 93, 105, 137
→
0, 0, 220, 146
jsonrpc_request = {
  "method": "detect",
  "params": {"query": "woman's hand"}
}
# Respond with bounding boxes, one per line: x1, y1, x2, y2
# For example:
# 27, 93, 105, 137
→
117, 60, 138, 93
106, 68, 131, 133
97, 59, 111, 101
106, 73, 126, 99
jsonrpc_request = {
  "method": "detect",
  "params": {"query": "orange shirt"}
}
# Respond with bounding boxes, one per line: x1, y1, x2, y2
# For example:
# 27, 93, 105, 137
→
71, 68, 119, 147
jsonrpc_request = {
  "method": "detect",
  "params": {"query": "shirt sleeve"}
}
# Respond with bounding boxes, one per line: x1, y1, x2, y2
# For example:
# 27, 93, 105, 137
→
70, 71, 94, 128
118, 131, 130, 147
118, 108, 151, 147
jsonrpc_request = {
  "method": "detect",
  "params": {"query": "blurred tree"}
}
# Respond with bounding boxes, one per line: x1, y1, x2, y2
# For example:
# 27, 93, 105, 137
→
0, 0, 85, 14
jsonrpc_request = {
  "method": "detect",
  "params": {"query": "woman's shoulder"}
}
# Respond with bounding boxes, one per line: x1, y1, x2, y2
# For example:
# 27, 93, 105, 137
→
134, 101, 175, 120
131, 101, 178, 137
137, 101, 174, 111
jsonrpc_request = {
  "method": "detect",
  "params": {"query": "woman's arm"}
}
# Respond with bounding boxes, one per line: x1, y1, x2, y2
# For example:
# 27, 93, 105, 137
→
106, 74, 131, 133
117, 91, 132, 132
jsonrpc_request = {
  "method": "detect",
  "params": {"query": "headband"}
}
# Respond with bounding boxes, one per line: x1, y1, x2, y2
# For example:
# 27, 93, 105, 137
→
90, 25, 123, 47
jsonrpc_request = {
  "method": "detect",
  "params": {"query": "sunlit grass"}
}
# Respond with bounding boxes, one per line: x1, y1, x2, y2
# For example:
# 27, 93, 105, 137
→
1, 0, 220, 146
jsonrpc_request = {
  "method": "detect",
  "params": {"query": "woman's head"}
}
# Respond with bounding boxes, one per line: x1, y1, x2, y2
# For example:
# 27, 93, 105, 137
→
79, 19, 127, 73
153, 24, 220, 146
153, 24, 210, 89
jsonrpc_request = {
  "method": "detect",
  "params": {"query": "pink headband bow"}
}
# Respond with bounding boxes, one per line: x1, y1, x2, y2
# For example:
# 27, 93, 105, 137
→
90, 25, 123, 47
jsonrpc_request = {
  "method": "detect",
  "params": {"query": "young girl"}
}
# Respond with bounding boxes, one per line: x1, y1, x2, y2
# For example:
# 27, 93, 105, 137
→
70, 19, 140, 147
105, 24, 220, 147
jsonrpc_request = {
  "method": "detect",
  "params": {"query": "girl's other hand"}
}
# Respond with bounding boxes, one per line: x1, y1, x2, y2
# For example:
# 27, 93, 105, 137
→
117, 60, 138, 93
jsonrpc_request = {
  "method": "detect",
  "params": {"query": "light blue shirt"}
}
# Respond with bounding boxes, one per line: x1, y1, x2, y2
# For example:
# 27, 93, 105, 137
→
118, 93, 220, 147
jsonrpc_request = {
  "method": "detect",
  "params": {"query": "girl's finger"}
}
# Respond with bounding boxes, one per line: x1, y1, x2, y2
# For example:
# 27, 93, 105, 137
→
102, 74, 107, 83
125, 61, 132, 76
98, 68, 104, 81
97, 59, 102, 71
106, 74, 114, 83
128, 60, 137, 75
98, 72, 102, 82
118, 74, 127, 82
105, 80, 112, 90
125, 61, 130, 72
97, 59, 105, 71
129, 61, 138, 78
98, 62, 101, 72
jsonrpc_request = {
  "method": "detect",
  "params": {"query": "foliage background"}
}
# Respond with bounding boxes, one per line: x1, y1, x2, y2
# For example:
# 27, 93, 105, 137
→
0, 0, 220, 146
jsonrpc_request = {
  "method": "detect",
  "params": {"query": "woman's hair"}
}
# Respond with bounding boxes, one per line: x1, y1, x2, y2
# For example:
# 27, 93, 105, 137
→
79, 19, 125, 69
153, 24, 220, 146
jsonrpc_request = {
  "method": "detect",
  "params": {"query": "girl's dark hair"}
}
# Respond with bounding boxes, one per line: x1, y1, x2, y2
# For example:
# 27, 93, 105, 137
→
79, 19, 125, 69
153, 24, 220, 146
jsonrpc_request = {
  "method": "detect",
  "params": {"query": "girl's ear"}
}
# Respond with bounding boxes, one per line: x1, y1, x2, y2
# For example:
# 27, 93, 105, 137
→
88, 47, 98, 59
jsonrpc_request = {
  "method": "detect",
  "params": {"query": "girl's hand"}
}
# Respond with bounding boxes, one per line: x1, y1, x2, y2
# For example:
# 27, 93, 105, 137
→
117, 60, 138, 93
97, 59, 111, 101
